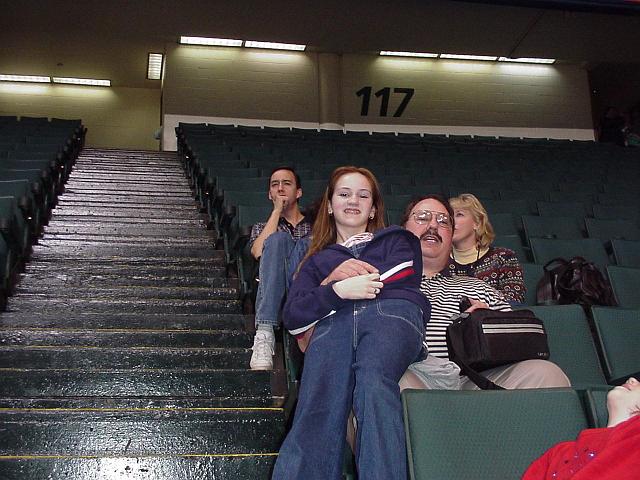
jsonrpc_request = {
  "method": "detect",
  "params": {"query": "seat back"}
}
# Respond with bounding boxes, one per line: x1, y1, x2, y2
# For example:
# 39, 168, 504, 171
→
585, 218, 640, 242
528, 305, 607, 387
606, 266, 640, 308
521, 263, 543, 306
529, 238, 610, 272
610, 239, 640, 268
522, 215, 584, 241
591, 306, 640, 384
403, 389, 588, 480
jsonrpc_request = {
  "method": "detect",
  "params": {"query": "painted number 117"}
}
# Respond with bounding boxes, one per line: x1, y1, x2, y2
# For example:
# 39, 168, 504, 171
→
356, 86, 415, 117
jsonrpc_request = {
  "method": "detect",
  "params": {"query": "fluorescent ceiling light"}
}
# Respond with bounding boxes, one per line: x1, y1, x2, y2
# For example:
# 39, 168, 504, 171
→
147, 53, 163, 80
0, 74, 50, 83
380, 51, 438, 58
179, 36, 242, 47
498, 57, 555, 64
52, 77, 111, 86
440, 54, 498, 61
244, 41, 306, 51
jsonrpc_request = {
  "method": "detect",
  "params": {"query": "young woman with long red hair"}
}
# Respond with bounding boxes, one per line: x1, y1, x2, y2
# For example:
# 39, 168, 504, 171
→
271, 166, 429, 480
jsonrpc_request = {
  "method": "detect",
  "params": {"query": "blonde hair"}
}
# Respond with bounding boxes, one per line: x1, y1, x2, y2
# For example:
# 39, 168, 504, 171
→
449, 193, 495, 249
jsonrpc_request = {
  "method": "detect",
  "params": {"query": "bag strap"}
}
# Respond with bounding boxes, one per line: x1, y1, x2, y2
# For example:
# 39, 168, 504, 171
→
453, 355, 505, 390
446, 317, 504, 390
536, 257, 571, 305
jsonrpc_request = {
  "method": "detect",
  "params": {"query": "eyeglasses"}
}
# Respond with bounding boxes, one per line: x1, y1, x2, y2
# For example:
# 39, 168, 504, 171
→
411, 210, 452, 228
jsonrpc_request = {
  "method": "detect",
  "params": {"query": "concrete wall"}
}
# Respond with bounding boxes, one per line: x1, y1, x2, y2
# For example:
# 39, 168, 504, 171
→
0, 83, 161, 150
163, 47, 594, 149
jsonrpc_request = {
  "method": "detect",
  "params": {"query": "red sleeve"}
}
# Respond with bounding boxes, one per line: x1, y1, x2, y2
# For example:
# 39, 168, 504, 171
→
521, 442, 569, 480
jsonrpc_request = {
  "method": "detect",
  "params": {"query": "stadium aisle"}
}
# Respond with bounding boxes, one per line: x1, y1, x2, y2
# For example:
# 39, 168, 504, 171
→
0, 148, 283, 479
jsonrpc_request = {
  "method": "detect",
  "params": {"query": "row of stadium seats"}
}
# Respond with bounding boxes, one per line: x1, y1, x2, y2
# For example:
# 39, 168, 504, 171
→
0, 116, 85, 309
176, 123, 639, 305
177, 124, 639, 479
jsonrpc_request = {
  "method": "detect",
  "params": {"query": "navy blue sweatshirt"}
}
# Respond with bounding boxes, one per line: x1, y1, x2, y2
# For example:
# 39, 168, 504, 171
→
283, 226, 431, 335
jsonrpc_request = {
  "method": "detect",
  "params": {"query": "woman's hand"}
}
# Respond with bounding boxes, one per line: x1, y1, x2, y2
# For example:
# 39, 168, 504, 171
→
332, 273, 383, 300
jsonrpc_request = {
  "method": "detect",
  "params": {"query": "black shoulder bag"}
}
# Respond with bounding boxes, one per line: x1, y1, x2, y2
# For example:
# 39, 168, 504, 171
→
446, 309, 550, 390
536, 257, 616, 307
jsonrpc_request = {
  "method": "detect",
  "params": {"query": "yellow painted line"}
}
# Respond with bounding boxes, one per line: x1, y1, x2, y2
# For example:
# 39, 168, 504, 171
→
0, 407, 283, 413
0, 453, 279, 460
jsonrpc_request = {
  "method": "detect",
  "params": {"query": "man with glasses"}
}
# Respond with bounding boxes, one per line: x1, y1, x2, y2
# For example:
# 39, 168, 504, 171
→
248, 167, 312, 370
399, 194, 569, 389
325, 194, 569, 389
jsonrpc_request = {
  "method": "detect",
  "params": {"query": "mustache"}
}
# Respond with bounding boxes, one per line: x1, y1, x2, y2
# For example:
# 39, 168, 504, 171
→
420, 227, 442, 242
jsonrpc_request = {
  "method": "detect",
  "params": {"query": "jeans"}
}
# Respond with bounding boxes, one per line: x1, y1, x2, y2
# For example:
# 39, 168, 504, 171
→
255, 232, 309, 327
272, 299, 425, 480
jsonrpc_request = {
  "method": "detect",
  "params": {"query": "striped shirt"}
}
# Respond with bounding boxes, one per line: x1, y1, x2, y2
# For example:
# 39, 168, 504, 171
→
421, 272, 511, 359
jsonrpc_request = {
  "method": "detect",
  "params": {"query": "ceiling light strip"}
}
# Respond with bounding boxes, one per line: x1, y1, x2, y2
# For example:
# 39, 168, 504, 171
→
52, 77, 111, 87
498, 57, 556, 64
0, 74, 51, 83
380, 51, 438, 58
244, 41, 306, 51
440, 53, 498, 61
179, 36, 243, 47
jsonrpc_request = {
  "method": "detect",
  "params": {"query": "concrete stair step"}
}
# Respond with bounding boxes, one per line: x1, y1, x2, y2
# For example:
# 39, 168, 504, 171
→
0, 327, 251, 348
0, 346, 251, 369
6, 297, 241, 315
43, 225, 210, 238
0, 312, 250, 330
30, 243, 222, 260
0, 452, 276, 479
0, 408, 284, 455
17, 271, 233, 289
56, 195, 197, 207
0, 369, 271, 398
13, 284, 239, 300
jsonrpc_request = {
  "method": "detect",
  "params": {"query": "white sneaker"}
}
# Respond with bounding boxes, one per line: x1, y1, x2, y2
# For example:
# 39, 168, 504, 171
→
250, 330, 275, 370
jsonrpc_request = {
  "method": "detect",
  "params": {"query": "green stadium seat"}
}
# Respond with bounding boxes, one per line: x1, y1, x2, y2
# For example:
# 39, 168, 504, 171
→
584, 386, 612, 428
494, 235, 530, 263
482, 198, 533, 216
488, 212, 520, 237
529, 238, 610, 272
606, 266, 640, 308
591, 306, 640, 385
537, 201, 589, 218
527, 305, 608, 387
403, 388, 588, 480
585, 218, 640, 242
610, 239, 640, 268
522, 215, 585, 241
593, 204, 640, 223
521, 263, 544, 306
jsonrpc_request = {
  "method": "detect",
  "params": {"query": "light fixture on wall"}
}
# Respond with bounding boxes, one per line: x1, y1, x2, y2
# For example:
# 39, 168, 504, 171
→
52, 77, 111, 86
244, 41, 306, 51
179, 36, 243, 47
147, 53, 163, 80
380, 51, 438, 58
0, 74, 51, 83
498, 57, 556, 64
439, 53, 498, 61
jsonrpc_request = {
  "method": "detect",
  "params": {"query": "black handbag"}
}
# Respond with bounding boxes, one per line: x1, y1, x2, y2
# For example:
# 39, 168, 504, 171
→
536, 257, 616, 308
446, 309, 550, 390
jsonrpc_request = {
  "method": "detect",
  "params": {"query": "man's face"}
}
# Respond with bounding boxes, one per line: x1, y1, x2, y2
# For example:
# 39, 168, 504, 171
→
268, 169, 301, 206
405, 198, 454, 269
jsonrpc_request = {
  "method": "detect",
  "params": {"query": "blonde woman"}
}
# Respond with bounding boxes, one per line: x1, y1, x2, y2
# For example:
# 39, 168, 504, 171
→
448, 193, 525, 304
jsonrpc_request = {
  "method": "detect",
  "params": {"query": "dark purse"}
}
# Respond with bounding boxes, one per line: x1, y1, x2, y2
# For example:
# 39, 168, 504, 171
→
446, 309, 550, 390
536, 257, 616, 308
